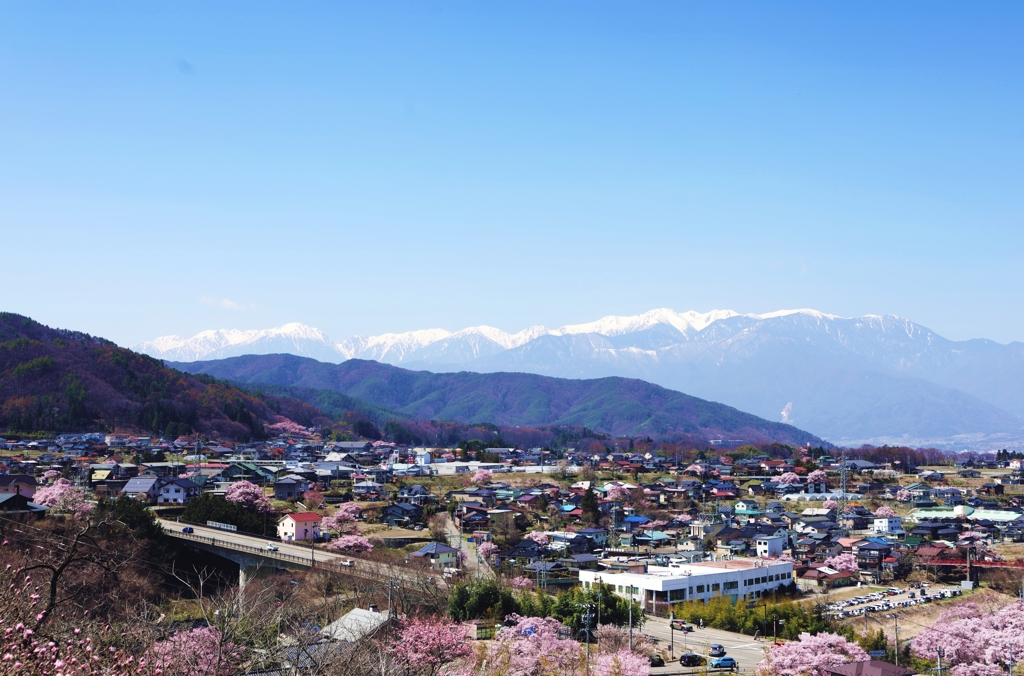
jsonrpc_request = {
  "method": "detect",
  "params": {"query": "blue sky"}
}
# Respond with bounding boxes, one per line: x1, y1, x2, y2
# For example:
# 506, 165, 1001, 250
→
3, 3, 1022, 345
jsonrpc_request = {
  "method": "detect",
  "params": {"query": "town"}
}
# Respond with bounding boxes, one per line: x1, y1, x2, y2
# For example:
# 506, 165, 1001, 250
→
4, 429, 1023, 676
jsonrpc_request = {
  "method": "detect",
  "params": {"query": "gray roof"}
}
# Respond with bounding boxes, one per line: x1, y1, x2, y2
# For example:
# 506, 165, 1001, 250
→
320, 608, 389, 643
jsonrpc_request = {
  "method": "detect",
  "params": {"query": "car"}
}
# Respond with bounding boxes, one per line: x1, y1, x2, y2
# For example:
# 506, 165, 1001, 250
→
182, 527, 194, 534
709, 644, 726, 657
340, 559, 354, 567
671, 620, 695, 632
649, 654, 665, 667
679, 653, 706, 667
710, 656, 738, 670
265, 543, 279, 551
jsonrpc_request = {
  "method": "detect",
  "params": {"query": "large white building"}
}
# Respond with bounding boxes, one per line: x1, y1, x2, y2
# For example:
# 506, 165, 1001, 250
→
579, 558, 793, 614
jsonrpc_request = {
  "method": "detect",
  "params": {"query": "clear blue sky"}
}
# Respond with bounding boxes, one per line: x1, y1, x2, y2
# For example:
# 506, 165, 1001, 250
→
3, 3, 1022, 345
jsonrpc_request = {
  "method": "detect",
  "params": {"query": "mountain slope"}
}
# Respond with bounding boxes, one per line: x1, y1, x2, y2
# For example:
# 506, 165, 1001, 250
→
169, 354, 828, 446
0, 314, 327, 440
138, 308, 1024, 447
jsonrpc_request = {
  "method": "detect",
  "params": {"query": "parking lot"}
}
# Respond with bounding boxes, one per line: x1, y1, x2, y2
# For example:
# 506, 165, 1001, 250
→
824, 584, 962, 620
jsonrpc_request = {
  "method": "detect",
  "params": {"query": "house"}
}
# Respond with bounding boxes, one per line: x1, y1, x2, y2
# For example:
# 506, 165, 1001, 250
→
409, 541, 460, 568
396, 485, 432, 505
157, 478, 200, 505
120, 476, 163, 504
873, 516, 904, 535
734, 500, 762, 517
755, 535, 786, 558
0, 475, 36, 498
320, 606, 391, 643
0, 492, 48, 514
978, 483, 1005, 496
381, 502, 423, 527
278, 513, 322, 541
273, 475, 309, 501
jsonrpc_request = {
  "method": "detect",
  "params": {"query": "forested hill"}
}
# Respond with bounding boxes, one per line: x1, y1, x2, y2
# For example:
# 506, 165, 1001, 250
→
0, 314, 327, 440
171, 354, 828, 446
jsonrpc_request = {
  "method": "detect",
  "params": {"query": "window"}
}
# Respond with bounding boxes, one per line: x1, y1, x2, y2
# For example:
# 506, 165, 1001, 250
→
711, 583, 720, 591
724, 581, 738, 590
696, 585, 705, 593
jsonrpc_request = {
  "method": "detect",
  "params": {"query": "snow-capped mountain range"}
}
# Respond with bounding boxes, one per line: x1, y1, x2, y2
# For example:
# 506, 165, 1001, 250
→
135, 308, 1024, 449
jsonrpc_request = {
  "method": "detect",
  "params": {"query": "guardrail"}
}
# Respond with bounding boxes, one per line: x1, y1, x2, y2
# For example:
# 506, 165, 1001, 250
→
168, 529, 350, 572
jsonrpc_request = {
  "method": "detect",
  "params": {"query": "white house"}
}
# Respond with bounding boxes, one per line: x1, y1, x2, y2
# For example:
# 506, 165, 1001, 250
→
579, 558, 793, 613
277, 513, 321, 541
157, 478, 200, 505
873, 516, 904, 535
755, 535, 786, 558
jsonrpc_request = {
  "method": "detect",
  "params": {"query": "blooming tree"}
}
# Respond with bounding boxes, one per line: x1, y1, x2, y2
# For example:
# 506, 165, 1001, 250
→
822, 553, 858, 574
777, 472, 802, 485
523, 531, 550, 547
471, 469, 493, 485
327, 535, 374, 554
384, 615, 473, 676
321, 514, 361, 536
0, 620, 148, 676
757, 632, 868, 676
875, 505, 897, 518
807, 470, 828, 485
477, 542, 499, 559
896, 488, 913, 502
303, 488, 325, 509
337, 502, 363, 519
594, 625, 654, 656
33, 478, 93, 518
605, 486, 629, 502
224, 480, 272, 512
148, 626, 243, 676
822, 499, 839, 510
912, 600, 1024, 674
42, 469, 60, 482
510, 576, 534, 590
595, 649, 651, 676
486, 615, 585, 676
684, 464, 706, 476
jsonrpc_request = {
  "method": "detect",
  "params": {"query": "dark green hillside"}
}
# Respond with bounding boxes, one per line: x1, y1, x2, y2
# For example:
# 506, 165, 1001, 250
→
0, 314, 327, 440
173, 354, 827, 446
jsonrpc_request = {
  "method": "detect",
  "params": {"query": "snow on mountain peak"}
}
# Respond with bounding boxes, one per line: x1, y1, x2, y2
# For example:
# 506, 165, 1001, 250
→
553, 308, 738, 337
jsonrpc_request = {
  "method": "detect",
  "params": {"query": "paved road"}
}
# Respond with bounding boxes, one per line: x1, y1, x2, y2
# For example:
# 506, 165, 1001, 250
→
642, 616, 768, 674
158, 518, 347, 564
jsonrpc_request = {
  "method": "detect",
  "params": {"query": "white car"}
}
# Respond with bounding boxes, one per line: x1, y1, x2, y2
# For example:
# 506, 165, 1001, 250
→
340, 559, 354, 567
265, 543, 279, 551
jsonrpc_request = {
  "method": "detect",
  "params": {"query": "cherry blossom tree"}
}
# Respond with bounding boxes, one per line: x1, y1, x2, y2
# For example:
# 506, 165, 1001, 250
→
777, 472, 802, 485
0, 619, 149, 676
486, 615, 585, 676
605, 486, 629, 501
33, 478, 93, 518
823, 553, 858, 574
807, 470, 828, 485
912, 600, 1024, 674
595, 649, 651, 676
327, 535, 374, 554
41, 469, 60, 482
148, 626, 243, 676
896, 488, 913, 502
471, 468, 493, 485
523, 531, 550, 546
337, 502, 363, 519
321, 513, 361, 536
384, 615, 473, 676
684, 464, 706, 476
757, 632, 868, 676
822, 499, 839, 510
875, 505, 897, 518
510, 576, 534, 590
224, 480, 272, 512
478, 542, 499, 559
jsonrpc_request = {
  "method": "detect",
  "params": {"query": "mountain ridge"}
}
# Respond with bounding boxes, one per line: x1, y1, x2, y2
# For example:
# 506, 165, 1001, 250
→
170, 354, 829, 447
137, 309, 1024, 448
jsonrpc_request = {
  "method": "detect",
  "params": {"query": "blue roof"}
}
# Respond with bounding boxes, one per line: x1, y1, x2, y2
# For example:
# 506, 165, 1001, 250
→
624, 515, 650, 523
412, 541, 459, 556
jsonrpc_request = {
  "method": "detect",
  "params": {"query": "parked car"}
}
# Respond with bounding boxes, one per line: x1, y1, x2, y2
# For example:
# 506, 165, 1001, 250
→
340, 559, 354, 567
649, 655, 665, 667
679, 654, 705, 667
709, 644, 726, 657
671, 620, 695, 632
710, 656, 737, 671
182, 527, 194, 534
265, 543, 279, 551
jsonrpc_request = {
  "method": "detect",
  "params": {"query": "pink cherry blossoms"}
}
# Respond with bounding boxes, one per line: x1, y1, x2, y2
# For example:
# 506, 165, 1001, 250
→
385, 615, 473, 676
822, 553, 858, 574
486, 615, 587, 676
912, 600, 1024, 675
896, 488, 913, 502
875, 505, 897, 518
327, 535, 373, 554
757, 631, 868, 676
471, 469, 493, 485
777, 472, 802, 485
509, 576, 534, 590
806, 470, 828, 485
224, 480, 272, 512
523, 531, 550, 546
822, 499, 839, 510
595, 649, 651, 676
32, 478, 93, 518
477, 542, 499, 559
148, 626, 243, 676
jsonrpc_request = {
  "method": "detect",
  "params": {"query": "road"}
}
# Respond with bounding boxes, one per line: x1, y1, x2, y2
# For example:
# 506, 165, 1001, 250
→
158, 518, 345, 565
442, 514, 493, 579
642, 616, 768, 674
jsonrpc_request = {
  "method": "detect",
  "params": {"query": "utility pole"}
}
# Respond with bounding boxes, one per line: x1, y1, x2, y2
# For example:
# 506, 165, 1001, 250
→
628, 587, 634, 652
387, 578, 399, 619
934, 648, 948, 676
670, 609, 675, 657
890, 614, 900, 667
